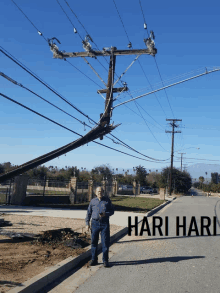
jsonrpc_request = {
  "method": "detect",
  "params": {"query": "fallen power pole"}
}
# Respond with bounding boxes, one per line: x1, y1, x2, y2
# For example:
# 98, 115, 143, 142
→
165, 119, 182, 195
0, 36, 157, 182
0, 124, 117, 183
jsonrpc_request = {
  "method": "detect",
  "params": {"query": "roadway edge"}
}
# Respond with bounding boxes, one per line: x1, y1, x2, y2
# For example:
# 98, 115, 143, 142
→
8, 198, 175, 293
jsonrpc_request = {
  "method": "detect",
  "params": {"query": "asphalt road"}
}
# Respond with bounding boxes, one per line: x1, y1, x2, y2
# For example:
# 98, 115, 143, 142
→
44, 192, 220, 293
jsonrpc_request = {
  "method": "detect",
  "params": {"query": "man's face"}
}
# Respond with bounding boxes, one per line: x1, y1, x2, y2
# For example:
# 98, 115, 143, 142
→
96, 188, 103, 200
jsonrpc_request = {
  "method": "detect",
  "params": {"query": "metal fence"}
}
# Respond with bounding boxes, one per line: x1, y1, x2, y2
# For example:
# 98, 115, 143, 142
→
0, 179, 14, 204
75, 181, 89, 203
93, 182, 113, 198
1, 177, 115, 206
26, 177, 71, 197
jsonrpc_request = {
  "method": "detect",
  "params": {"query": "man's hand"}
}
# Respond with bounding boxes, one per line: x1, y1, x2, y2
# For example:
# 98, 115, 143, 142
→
99, 212, 106, 218
86, 224, 90, 232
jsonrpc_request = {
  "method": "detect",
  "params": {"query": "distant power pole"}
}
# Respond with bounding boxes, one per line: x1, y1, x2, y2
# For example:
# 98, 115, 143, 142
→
179, 152, 186, 172
165, 119, 182, 195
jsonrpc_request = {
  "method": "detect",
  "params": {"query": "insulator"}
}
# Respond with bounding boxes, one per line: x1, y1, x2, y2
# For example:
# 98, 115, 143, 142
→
150, 30, 155, 40
74, 28, 77, 33
144, 23, 147, 29
127, 42, 132, 48
38, 31, 42, 36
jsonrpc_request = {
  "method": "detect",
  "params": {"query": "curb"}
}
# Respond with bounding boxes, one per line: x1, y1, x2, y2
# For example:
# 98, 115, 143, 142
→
8, 226, 128, 293
145, 197, 175, 218
8, 199, 174, 293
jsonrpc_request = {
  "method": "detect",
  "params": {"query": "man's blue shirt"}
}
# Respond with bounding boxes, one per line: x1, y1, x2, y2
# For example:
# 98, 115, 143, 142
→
85, 196, 114, 225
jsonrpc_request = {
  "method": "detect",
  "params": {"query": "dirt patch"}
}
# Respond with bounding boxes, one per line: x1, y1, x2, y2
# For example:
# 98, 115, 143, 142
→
0, 214, 122, 293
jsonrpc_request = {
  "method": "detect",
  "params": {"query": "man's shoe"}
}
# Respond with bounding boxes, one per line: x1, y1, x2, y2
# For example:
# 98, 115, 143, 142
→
103, 261, 109, 267
89, 260, 98, 266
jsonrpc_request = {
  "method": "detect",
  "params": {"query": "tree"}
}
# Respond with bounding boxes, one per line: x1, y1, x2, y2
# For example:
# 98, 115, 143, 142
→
147, 171, 160, 188
134, 165, 148, 186
159, 167, 192, 194
27, 165, 48, 179
211, 173, 218, 184
0, 164, 5, 175
199, 176, 205, 184
91, 164, 113, 182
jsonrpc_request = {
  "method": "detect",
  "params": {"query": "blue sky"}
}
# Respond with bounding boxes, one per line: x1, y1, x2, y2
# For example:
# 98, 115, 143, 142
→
1, 0, 220, 174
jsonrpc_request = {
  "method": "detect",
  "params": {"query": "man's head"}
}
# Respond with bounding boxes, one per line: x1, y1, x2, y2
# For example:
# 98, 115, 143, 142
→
96, 186, 103, 200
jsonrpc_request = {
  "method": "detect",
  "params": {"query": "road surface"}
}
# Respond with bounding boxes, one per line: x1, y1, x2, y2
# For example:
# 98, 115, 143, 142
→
42, 193, 220, 293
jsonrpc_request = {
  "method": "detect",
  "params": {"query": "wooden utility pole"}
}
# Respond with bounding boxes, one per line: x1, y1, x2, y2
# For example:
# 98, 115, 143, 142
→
179, 152, 186, 172
165, 119, 182, 195
0, 42, 157, 183
50, 40, 157, 127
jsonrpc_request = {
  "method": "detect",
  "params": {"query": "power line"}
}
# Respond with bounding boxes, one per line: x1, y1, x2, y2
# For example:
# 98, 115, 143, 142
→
1, 43, 168, 162
138, 0, 149, 35
136, 59, 167, 116
154, 57, 175, 117
112, 0, 131, 45
56, 0, 108, 87
123, 104, 165, 131
137, 0, 175, 117
112, 0, 168, 134
9, 2, 104, 90
134, 100, 168, 152
0, 92, 167, 164
0, 46, 93, 122
113, 68, 220, 108
10, 0, 47, 42
56, 0, 83, 41
0, 72, 88, 128
2, 71, 167, 162
65, 59, 104, 88
63, 0, 109, 70
0, 92, 82, 137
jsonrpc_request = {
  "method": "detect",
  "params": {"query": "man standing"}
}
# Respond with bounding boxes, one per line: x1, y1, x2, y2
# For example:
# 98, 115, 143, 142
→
85, 186, 114, 267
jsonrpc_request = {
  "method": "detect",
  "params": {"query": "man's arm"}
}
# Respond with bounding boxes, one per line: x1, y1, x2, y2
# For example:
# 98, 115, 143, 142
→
85, 201, 92, 226
105, 198, 114, 217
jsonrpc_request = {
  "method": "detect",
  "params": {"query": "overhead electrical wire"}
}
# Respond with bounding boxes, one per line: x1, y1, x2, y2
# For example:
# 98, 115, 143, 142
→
10, 0, 47, 43
56, 0, 83, 41
4, 2, 171, 161
10, 0, 105, 91
115, 67, 211, 99
112, 0, 170, 149
0, 46, 168, 162
0, 92, 168, 164
0, 46, 92, 122
133, 100, 168, 152
112, 0, 168, 117
138, 0, 175, 118
65, 59, 104, 89
56, 0, 108, 87
113, 68, 220, 108
154, 57, 175, 118
0, 72, 86, 127
56, 0, 165, 139
63, 0, 109, 71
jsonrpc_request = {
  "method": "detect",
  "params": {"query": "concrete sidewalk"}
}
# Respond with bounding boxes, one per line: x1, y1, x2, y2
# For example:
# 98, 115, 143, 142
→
0, 205, 145, 227
1, 199, 174, 293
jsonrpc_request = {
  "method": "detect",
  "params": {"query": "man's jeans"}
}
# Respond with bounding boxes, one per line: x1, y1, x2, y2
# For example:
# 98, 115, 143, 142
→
91, 219, 110, 263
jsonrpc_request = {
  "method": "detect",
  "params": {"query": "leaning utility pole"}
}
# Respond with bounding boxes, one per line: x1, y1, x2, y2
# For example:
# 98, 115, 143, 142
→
165, 119, 182, 195
0, 36, 157, 183
48, 36, 157, 127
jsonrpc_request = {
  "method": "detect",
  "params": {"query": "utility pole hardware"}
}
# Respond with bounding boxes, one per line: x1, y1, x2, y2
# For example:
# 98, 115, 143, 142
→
0, 38, 157, 183
49, 38, 157, 127
165, 119, 182, 196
